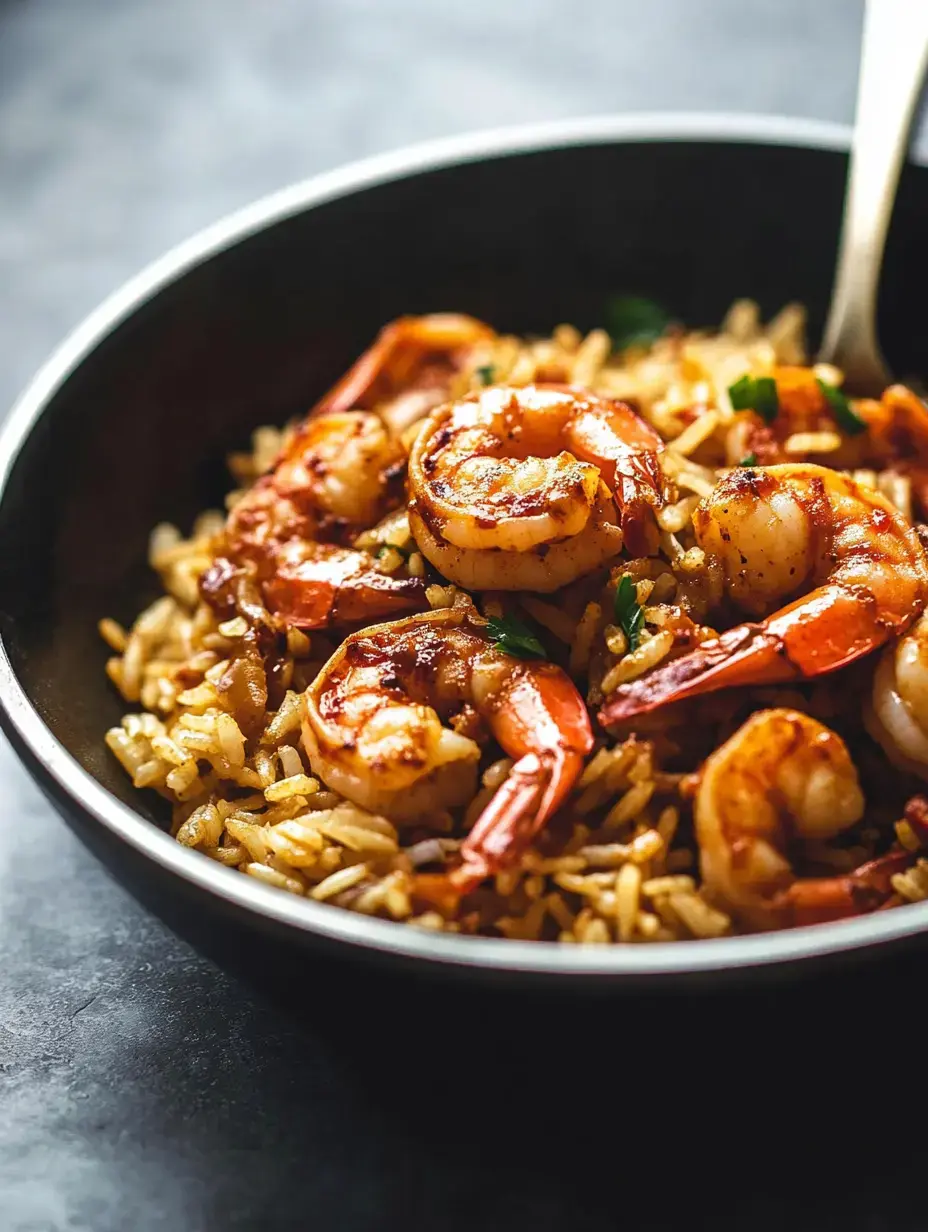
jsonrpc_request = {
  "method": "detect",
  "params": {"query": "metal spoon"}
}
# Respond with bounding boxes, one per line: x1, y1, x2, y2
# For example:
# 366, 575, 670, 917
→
818, 0, 928, 395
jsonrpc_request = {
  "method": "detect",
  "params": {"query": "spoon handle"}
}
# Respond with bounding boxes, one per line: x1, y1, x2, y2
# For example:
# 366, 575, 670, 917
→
818, 0, 928, 389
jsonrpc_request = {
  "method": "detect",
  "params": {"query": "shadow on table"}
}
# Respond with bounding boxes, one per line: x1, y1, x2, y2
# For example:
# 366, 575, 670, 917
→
65, 811, 910, 1227
186, 924, 916, 1228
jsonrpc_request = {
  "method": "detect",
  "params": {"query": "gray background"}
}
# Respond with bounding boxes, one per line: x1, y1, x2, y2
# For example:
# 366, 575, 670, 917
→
0, 1, 917, 1229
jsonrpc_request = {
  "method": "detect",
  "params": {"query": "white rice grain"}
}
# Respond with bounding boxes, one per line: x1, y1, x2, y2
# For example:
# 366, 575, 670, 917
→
277, 744, 304, 779
571, 329, 611, 386
784, 431, 841, 456
216, 713, 246, 767
669, 410, 720, 457
600, 629, 674, 693
669, 892, 730, 938
264, 774, 320, 803
165, 760, 200, 795
310, 863, 369, 902
261, 691, 304, 745
98, 618, 128, 653
245, 862, 306, 895
615, 862, 642, 941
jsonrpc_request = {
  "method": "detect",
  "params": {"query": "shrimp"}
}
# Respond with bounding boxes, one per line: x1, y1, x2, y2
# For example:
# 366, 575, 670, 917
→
204, 410, 417, 630
858, 384, 928, 519
407, 384, 665, 594
600, 464, 928, 725
199, 543, 425, 632
311, 312, 498, 435
866, 608, 928, 779
226, 410, 406, 559
207, 315, 493, 628
260, 541, 425, 630
695, 708, 909, 929
301, 601, 593, 893
229, 313, 497, 556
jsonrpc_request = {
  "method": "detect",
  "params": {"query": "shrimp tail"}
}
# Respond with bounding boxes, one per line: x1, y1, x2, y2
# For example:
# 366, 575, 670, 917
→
600, 583, 900, 725
311, 314, 495, 419
600, 623, 793, 724
772, 850, 913, 927
412, 749, 579, 914
310, 319, 414, 420
617, 471, 663, 557
413, 755, 555, 913
454, 752, 551, 890
411, 873, 466, 917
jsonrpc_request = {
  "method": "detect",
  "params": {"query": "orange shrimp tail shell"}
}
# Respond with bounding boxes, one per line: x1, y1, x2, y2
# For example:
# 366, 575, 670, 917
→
600, 582, 913, 725
772, 850, 914, 927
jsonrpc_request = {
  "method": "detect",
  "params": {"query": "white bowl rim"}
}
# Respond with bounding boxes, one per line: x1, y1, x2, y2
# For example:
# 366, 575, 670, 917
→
3, 109, 927, 978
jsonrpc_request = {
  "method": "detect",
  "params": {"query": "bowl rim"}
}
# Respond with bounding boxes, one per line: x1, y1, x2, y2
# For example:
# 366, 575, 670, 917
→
3, 108, 928, 978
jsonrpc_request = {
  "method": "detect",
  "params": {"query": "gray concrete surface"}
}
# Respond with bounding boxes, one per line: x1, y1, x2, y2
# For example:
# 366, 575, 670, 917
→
3, 2, 920, 1229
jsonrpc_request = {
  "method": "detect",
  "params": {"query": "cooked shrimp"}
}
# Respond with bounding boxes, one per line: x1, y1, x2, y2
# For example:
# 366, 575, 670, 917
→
407, 384, 664, 593
301, 601, 592, 891
199, 542, 423, 632
228, 314, 497, 557
226, 410, 405, 559
867, 608, 928, 779
203, 409, 419, 630
696, 708, 908, 929
729, 378, 928, 520
859, 384, 928, 519
201, 542, 425, 632
600, 464, 928, 724
312, 312, 497, 435
206, 316, 495, 628
263, 541, 425, 630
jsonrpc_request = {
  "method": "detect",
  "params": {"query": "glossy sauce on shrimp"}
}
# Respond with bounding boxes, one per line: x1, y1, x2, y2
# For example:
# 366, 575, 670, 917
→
408, 384, 664, 593
600, 464, 928, 724
696, 709, 911, 930
103, 301, 928, 943
867, 608, 928, 779
201, 314, 497, 631
302, 599, 593, 895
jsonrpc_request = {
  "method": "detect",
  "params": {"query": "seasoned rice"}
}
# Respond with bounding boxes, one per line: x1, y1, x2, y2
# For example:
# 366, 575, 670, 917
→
100, 298, 928, 944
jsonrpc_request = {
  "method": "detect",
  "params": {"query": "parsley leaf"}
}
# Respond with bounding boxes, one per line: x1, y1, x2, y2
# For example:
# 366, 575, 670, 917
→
738, 452, 758, 467
817, 378, 867, 436
374, 543, 411, 560
605, 296, 670, 351
614, 575, 645, 652
486, 614, 547, 660
475, 364, 496, 386
727, 375, 779, 423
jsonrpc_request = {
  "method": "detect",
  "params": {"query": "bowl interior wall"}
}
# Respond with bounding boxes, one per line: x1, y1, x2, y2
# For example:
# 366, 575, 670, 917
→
2, 137, 926, 831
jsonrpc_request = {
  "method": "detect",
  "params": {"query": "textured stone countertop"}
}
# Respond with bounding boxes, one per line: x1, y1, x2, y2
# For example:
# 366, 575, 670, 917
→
2, 2, 925, 1229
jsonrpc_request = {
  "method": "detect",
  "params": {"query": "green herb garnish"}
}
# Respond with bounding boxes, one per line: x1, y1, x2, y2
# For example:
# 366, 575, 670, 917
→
817, 378, 867, 436
727, 375, 779, 423
486, 614, 547, 660
476, 364, 496, 386
738, 452, 758, 467
605, 296, 670, 351
374, 543, 411, 560
614, 575, 645, 653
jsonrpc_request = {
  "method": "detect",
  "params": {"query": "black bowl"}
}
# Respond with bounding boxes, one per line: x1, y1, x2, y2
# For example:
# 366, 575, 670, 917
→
2, 112, 927, 988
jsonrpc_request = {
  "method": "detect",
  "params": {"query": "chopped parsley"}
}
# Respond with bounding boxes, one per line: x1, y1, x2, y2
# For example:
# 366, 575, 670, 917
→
817, 377, 867, 436
614, 575, 645, 652
475, 364, 496, 386
738, 452, 758, 467
605, 296, 670, 351
486, 614, 547, 660
727, 375, 779, 423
